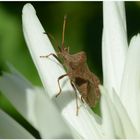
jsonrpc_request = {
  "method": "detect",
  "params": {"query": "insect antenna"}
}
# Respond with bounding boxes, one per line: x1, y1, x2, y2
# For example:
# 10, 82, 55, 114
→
44, 32, 61, 52
62, 15, 67, 49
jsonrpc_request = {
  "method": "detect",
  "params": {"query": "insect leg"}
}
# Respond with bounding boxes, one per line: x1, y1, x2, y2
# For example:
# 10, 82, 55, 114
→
81, 96, 85, 103
70, 81, 79, 116
56, 74, 68, 97
40, 53, 62, 63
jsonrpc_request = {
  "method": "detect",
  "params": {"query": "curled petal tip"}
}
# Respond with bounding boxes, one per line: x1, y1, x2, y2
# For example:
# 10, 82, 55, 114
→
129, 33, 140, 48
22, 3, 36, 15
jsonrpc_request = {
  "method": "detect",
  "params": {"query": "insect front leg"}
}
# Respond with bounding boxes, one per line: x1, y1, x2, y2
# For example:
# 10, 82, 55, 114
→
56, 73, 68, 97
40, 53, 62, 63
70, 80, 79, 116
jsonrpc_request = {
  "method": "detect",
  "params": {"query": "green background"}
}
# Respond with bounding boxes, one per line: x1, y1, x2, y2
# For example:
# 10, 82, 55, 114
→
0, 2, 140, 138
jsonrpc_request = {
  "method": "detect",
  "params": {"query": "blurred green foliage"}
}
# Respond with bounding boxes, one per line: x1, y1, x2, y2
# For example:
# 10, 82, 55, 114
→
0, 2, 140, 137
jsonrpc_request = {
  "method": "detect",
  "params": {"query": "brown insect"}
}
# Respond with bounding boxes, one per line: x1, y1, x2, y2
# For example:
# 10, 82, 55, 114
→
41, 15, 100, 115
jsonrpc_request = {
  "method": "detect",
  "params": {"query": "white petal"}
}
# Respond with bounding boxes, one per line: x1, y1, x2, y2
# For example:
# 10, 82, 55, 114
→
115, 2, 127, 31
112, 89, 139, 138
0, 68, 37, 127
0, 109, 34, 138
100, 86, 124, 138
33, 87, 78, 139
102, 1, 128, 97
22, 3, 104, 139
0, 66, 76, 138
120, 34, 140, 132
22, 3, 64, 98
100, 86, 139, 138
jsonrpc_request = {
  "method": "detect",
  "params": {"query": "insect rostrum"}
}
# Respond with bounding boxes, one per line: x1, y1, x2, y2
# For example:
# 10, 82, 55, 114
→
41, 15, 100, 115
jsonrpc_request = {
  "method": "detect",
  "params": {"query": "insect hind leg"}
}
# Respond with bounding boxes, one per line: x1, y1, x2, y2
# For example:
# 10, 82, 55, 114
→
70, 81, 79, 116
81, 96, 85, 103
56, 74, 68, 97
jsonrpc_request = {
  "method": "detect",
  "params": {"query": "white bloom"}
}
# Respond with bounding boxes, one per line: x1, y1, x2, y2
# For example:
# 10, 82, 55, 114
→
0, 3, 104, 139
1, 1, 140, 139
0, 66, 75, 138
101, 1, 140, 138
22, 3, 104, 139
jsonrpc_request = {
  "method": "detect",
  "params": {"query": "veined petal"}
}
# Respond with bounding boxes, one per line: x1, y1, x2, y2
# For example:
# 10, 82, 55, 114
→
22, 3, 104, 139
102, 1, 128, 97
0, 109, 34, 138
120, 34, 140, 132
100, 86, 139, 138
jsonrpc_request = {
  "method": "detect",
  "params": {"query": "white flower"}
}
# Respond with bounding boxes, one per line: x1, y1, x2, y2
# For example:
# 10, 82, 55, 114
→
0, 66, 76, 138
1, 1, 140, 139
0, 3, 104, 139
22, 3, 104, 139
101, 1, 140, 138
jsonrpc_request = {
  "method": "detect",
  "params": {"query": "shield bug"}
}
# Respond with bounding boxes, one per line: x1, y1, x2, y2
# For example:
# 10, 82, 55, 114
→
41, 15, 100, 115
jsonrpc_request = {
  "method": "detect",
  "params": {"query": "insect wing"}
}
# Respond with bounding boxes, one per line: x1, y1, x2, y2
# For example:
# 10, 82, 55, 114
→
87, 73, 100, 107
86, 81, 100, 107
